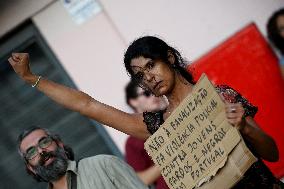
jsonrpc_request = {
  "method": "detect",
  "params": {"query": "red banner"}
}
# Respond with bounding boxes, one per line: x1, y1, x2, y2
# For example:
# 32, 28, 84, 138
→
188, 23, 284, 178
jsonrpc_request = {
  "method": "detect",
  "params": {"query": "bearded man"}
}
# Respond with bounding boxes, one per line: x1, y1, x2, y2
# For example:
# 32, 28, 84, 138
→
17, 126, 147, 189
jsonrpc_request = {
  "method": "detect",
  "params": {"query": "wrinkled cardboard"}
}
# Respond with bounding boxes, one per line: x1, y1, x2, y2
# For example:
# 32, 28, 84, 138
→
144, 74, 257, 189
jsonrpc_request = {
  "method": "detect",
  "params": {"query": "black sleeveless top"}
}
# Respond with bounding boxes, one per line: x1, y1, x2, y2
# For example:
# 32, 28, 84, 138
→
143, 85, 283, 189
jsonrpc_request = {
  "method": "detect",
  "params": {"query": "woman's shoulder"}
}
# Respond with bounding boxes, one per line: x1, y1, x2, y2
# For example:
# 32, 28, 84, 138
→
215, 84, 258, 117
143, 110, 165, 135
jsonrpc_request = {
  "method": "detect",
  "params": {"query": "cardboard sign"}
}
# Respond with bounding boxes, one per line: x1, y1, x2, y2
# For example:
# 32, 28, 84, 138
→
144, 74, 257, 189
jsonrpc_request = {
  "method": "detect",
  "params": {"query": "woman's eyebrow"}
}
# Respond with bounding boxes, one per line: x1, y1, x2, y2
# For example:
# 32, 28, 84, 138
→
130, 65, 144, 71
131, 65, 142, 69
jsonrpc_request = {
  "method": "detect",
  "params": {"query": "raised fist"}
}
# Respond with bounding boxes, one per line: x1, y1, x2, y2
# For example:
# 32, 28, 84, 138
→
8, 53, 32, 79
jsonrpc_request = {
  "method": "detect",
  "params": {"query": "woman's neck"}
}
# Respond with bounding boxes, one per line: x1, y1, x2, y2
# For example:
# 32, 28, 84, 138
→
166, 73, 193, 112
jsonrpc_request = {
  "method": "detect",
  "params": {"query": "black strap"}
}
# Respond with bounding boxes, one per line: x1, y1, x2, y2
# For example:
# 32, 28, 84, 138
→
70, 160, 79, 189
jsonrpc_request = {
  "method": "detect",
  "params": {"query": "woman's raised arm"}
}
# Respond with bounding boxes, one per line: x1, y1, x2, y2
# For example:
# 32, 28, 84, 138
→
8, 53, 150, 140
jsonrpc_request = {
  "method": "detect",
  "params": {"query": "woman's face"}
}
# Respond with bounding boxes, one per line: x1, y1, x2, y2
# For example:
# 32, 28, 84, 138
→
130, 56, 175, 96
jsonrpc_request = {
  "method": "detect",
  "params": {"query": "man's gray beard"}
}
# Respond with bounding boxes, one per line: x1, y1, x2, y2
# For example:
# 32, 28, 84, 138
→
33, 147, 68, 182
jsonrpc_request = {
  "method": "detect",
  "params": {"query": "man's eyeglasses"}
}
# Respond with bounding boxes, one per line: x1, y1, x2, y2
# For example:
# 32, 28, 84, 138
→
24, 136, 53, 160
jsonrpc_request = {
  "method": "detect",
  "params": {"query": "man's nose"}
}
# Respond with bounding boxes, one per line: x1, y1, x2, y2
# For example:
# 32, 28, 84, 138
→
38, 147, 46, 155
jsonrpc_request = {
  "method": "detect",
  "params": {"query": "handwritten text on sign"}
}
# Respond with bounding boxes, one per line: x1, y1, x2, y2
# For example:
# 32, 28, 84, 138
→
144, 75, 241, 189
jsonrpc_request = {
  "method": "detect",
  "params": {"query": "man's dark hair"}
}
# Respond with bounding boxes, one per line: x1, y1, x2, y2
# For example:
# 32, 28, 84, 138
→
125, 80, 140, 111
267, 8, 284, 55
17, 126, 74, 182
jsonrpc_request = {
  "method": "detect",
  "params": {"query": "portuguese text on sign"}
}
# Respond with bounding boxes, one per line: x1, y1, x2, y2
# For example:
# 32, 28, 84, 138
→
144, 74, 241, 189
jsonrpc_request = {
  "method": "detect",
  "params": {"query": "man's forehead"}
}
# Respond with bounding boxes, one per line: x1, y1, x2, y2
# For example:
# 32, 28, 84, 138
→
20, 129, 48, 151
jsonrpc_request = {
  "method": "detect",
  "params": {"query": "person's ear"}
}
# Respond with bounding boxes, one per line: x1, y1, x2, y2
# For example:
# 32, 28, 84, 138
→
167, 50, 175, 65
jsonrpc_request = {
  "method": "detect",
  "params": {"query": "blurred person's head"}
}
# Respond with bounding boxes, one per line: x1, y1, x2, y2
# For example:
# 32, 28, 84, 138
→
267, 8, 284, 54
17, 126, 74, 182
125, 80, 168, 113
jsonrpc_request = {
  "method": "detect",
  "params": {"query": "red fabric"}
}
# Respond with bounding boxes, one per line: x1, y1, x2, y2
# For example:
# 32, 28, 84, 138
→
188, 23, 284, 178
125, 136, 169, 189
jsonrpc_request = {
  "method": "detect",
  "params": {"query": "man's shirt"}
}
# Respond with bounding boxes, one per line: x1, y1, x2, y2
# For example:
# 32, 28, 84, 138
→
48, 155, 148, 189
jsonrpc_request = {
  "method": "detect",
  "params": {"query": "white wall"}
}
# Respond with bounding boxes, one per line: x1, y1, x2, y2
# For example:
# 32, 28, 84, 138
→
32, 1, 129, 153
101, 0, 284, 60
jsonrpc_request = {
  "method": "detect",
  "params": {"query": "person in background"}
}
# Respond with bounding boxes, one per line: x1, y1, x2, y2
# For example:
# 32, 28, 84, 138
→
18, 126, 148, 189
267, 8, 284, 78
125, 80, 169, 188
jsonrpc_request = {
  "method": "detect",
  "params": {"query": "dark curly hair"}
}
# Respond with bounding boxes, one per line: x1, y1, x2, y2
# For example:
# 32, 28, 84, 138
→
124, 36, 195, 85
267, 8, 284, 55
